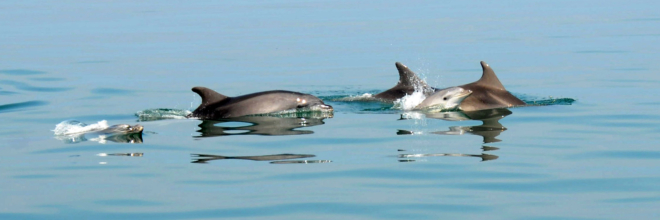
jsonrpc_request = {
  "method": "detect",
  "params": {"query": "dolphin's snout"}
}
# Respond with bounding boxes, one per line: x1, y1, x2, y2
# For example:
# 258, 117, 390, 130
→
321, 104, 333, 110
133, 124, 144, 133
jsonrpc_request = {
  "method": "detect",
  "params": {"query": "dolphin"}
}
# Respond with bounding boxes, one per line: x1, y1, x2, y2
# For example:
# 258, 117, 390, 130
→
54, 122, 144, 144
374, 62, 437, 102
413, 87, 472, 111
188, 87, 333, 119
454, 61, 526, 111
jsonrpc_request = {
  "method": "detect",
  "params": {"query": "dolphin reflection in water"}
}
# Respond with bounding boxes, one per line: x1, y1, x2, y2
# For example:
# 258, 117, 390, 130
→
398, 108, 512, 144
195, 114, 330, 137
191, 153, 331, 164
398, 146, 500, 162
396, 108, 512, 162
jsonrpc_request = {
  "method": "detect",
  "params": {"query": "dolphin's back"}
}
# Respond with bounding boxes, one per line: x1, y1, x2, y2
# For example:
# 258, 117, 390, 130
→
190, 89, 304, 118
458, 61, 525, 111
217, 91, 301, 117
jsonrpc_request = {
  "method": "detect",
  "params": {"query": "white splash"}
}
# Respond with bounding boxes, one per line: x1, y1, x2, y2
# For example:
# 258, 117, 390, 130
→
400, 112, 426, 120
53, 120, 109, 135
391, 91, 426, 111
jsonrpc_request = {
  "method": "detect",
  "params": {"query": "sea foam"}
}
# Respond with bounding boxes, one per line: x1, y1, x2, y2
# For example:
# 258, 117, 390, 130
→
391, 91, 427, 111
53, 120, 109, 135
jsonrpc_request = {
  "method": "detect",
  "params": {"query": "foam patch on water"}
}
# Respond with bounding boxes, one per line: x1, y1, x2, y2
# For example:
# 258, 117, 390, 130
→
523, 97, 576, 106
330, 93, 376, 102
514, 93, 576, 106
391, 91, 426, 111
53, 120, 109, 135
135, 108, 192, 121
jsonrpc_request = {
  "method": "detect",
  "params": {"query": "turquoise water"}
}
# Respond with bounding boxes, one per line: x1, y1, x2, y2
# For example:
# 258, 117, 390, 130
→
2, 1, 660, 219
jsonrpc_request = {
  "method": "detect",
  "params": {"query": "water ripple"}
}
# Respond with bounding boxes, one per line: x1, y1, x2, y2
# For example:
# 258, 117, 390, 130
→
267, 168, 544, 181
0, 202, 491, 219
0, 100, 48, 113
0, 69, 46, 75
449, 177, 660, 193
0, 80, 71, 92
604, 196, 660, 203
0, 90, 18, 95
91, 88, 135, 95
575, 50, 628, 54
94, 199, 162, 206
573, 151, 660, 160
29, 77, 66, 82
12, 174, 58, 179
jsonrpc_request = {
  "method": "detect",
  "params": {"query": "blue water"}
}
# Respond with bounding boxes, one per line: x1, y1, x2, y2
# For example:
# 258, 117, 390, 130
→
2, 0, 660, 219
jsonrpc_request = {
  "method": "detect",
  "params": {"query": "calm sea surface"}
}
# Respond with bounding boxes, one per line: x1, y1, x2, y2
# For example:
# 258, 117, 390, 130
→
1, 1, 660, 219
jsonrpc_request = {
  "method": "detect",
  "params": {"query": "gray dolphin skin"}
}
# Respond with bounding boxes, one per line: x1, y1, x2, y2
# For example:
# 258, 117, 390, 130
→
413, 87, 473, 111
374, 62, 437, 101
188, 87, 333, 119
455, 61, 526, 111
99, 124, 144, 135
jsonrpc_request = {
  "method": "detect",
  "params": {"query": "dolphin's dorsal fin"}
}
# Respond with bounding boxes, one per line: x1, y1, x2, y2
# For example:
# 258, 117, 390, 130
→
192, 87, 229, 104
395, 62, 429, 90
476, 61, 505, 90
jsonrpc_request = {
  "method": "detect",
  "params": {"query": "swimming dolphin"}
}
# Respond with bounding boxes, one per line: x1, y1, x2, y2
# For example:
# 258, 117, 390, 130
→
374, 62, 437, 102
413, 87, 472, 111
454, 61, 526, 111
188, 87, 333, 119
54, 123, 144, 144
